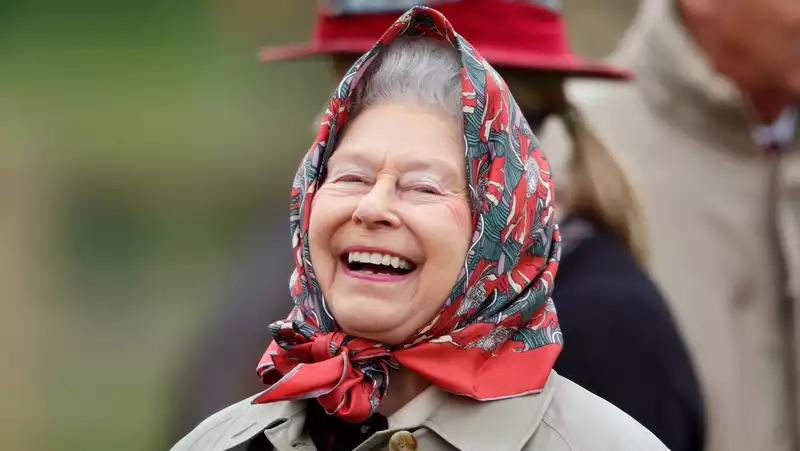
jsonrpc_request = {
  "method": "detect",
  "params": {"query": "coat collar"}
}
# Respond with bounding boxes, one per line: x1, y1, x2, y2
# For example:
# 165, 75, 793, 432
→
215, 370, 559, 451
198, 394, 305, 451
612, 0, 800, 154
420, 371, 557, 451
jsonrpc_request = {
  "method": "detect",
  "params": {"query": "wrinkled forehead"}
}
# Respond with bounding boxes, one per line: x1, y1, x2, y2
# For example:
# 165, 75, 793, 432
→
321, 0, 562, 15
327, 103, 467, 180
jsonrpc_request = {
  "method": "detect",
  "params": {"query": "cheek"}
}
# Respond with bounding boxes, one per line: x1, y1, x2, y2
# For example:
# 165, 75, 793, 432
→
309, 190, 354, 234
412, 200, 472, 311
308, 193, 351, 278
413, 198, 473, 259
446, 200, 473, 247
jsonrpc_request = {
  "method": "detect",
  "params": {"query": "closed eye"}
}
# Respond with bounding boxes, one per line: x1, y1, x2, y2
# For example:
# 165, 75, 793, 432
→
412, 185, 442, 195
336, 174, 367, 183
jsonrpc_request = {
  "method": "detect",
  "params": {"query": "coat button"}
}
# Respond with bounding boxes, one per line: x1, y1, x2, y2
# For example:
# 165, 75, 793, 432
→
388, 430, 417, 451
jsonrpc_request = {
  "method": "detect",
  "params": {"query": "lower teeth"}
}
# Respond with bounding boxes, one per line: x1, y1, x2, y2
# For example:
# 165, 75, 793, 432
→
359, 270, 392, 276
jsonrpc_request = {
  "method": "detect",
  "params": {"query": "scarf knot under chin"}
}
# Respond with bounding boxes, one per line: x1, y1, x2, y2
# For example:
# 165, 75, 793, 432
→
257, 321, 392, 422
254, 6, 563, 424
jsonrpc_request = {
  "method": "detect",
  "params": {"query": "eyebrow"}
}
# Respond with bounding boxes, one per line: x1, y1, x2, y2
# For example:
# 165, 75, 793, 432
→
326, 152, 376, 171
328, 150, 463, 184
399, 159, 462, 185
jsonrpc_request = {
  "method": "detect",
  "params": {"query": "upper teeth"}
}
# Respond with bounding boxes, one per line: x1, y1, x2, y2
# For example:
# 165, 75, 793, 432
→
348, 252, 412, 270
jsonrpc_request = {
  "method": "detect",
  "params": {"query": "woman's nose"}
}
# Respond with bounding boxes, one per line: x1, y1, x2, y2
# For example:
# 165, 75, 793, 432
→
352, 180, 401, 229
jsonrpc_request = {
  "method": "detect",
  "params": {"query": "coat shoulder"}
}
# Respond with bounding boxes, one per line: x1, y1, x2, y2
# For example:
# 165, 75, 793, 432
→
170, 393, 294, 451
527, 374, 670, 451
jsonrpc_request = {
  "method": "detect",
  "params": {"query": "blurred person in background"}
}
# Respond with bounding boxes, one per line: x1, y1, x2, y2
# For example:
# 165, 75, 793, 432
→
169, 1, 703, 450
167, 218, 294, 436
172, 7, 670, 450
539, 0, 800, 450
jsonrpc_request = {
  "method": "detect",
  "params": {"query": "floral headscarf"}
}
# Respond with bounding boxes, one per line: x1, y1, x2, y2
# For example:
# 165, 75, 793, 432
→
255, 6, 562, 423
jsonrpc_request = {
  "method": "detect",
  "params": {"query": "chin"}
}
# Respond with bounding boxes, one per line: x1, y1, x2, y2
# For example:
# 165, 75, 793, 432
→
333, 304, 413, 345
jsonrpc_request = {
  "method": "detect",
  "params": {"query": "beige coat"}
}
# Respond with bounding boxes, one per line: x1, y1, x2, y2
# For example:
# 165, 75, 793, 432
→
171, 371, 667, 451
539, 1, 800, 450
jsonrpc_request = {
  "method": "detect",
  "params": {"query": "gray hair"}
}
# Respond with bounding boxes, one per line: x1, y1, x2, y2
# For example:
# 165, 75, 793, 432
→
351, 37, 463, 120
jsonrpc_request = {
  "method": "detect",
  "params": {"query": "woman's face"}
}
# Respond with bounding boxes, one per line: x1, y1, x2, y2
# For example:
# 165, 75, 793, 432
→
308, 103, 472, 345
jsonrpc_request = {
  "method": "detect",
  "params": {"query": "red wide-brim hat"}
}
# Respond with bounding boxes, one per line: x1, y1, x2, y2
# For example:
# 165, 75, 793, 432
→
259, 0, 631, 80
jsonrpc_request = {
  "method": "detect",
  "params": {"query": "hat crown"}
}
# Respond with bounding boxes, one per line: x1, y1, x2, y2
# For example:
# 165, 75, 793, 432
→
322, 0, 562, 16
258, 0, 630, 80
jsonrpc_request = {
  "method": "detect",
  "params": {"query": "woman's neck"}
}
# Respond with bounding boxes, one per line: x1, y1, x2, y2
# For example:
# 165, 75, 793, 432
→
377, 368, 430, 417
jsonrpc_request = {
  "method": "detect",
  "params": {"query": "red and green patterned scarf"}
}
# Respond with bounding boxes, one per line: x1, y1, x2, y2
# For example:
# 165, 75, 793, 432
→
255, 6, 562, 423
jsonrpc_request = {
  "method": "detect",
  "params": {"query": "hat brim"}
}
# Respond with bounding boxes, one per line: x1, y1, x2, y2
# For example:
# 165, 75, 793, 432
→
258, 40, 631, 80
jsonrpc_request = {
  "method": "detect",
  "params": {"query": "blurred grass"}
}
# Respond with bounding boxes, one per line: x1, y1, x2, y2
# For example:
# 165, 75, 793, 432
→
0, 1, 637, 450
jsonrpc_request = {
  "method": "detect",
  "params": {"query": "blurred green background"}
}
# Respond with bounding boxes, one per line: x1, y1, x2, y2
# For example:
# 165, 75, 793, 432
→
0, 1, 636, 450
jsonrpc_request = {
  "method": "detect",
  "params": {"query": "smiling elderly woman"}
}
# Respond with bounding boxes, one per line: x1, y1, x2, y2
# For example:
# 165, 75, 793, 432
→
172, 7, 668, 451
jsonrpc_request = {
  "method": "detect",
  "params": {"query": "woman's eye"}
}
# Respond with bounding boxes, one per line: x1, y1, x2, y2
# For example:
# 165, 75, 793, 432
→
336, 175, 366, 183
413, 186, 441, 195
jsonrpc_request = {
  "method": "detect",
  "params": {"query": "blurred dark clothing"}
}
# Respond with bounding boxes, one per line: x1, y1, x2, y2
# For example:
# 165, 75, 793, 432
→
167, 214, 703, 451
167, 216, 294, 443
306, 400, 388, 451
554, 215, 704, 451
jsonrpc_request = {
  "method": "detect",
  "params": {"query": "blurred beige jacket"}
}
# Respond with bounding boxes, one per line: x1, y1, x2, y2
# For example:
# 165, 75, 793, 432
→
171, 371, 667, 451
540, 1, 800, 451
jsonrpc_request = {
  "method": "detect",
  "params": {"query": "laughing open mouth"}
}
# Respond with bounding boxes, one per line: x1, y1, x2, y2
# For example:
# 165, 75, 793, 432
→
343, 251, 417, 276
